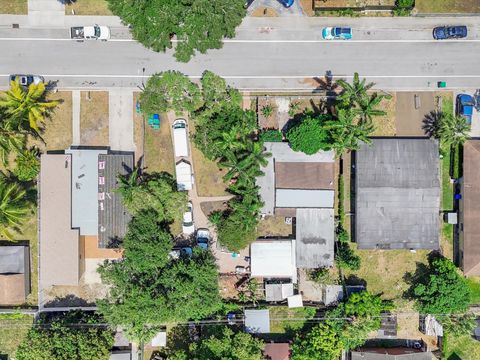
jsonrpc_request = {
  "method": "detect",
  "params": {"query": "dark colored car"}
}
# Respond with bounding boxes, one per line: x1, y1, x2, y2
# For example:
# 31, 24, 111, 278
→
278, 0, 294, 8
433, 26, 467, 40
9, 74, 44, 86
456, 94, 475, 125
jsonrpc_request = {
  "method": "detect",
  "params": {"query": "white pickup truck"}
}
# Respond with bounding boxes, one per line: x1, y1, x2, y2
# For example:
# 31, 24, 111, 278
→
70, 25, 110, 41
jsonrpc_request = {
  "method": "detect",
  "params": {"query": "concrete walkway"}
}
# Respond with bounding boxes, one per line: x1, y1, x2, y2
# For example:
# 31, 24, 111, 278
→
28, 0, 65, 27
108, 90, 136, 152
72, 90, 80, 145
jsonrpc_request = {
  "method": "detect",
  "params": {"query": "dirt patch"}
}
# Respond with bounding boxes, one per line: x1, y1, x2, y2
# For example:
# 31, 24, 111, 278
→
299, 0, 315, 16
191, 141, 228, 197
80, 91, 109, 146
219, 274, 241, 300
371, 92, 396, 137
395, 92, 437, 137
200, 201, 229, 218
258, 97, 279, 129
251, 7, 279, 17
143, 114, 175, 174
257, 215, 293, 238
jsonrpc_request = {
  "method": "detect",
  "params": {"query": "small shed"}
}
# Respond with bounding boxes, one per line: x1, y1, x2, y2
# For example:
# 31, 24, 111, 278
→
287, 294, 303, 308
250, 240, 296, 281
0, 245, 30, 305
245, 309, 271, 334
265, 283, 294, 302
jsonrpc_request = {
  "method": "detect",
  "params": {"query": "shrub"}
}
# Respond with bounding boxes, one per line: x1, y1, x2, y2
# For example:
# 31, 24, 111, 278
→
337, 228, 349, 243
14, 147, 40, 182
260, 129, 283, 142
336, 243, 360, 270
261, 104, 274, 118
286, 114, 331, 155
396, 0, 414, 8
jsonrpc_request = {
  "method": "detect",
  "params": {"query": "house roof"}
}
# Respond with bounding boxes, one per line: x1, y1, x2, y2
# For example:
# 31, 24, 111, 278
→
0, 274, 26, 304
245, 309, 270, 334
355, 139, 440, 250
98, 154, 133, 248
296, 208, 334, 268
265, 283, 294, 302
66, 148, 108, 235
276, 189, 334, 208
351, 349, 432, 360
264, 343, 290, 360
461, 141, 480, 276
275, 162, 334, 190
39, 154, 80, 289
0, 246, 27, 274
266, 142, 335, 163
250, 240, 296, 278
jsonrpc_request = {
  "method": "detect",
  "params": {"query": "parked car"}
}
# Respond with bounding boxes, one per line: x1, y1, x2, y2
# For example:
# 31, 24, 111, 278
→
70, 25, 110, 41
169, 247, 193, 259
433, 25, 467, 40
196, 228, 210, 250
9, 74, 44, 86
278, 0, 294, 8
322, 27, 352, 40
456, 94, 475, 125
172, 119, 189, 158
182, 202, 195, 235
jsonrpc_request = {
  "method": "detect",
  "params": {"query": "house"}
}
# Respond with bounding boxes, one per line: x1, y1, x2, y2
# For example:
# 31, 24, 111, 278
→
250, 239, 297, 282
459, 140, 480, 276
39, 149, 133, 306
257, 142, 335, 268
355, 139, 440, 250
0, 245, 30, 305
245, 309, 271, 334
264, 343, 290, 360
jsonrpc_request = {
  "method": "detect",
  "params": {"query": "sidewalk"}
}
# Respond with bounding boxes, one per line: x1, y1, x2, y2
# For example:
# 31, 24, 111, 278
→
28, 0, 64, 27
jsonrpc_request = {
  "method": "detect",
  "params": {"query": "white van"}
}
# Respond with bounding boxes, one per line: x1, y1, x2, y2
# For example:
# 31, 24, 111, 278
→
176, 159, 193, 191
172, 119, 189, 158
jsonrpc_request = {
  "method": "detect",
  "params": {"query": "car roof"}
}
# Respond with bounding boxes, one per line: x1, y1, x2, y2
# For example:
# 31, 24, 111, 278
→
459, 94, 474, 103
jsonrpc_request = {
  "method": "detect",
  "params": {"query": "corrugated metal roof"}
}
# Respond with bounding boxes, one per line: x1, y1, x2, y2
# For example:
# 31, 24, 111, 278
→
296, 208, 334, 268
276, 189, 334, 208
351, 350, 433, 360
355, 139, 440, 250
250, 240, 296, 278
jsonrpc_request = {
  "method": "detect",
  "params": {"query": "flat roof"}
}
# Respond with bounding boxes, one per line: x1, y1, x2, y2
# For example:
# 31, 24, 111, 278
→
250, 240, 296, 278
355, 139, 440, 250
461, 141, 480, 275
275, 162, 335, 190
245, 309, 270, 334
98, 154, 133, 248
296, 208, 334, 268
266, 142, 335, 163
40, 154, 80, 289
276, 189, 334, 208
0, 246, 27, 274
265, 283, 294, 302
351, 350, 432, 360
66, 148, 108, 235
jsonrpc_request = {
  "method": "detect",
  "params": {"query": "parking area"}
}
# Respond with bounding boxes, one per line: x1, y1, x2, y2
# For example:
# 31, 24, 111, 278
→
395, 92, 437, 137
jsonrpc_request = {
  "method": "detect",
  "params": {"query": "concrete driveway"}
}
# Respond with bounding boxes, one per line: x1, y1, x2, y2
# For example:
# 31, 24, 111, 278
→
109, 90, 136, 152
248, 0, 305, 17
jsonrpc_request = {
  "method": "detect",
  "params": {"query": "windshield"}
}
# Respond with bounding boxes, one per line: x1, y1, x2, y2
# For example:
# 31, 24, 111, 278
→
94, 25, 101, 38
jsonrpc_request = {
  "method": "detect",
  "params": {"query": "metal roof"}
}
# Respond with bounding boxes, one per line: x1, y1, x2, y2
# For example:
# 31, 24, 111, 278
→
296, 208, 334, 268
276, 189, 334, 208
250, 240, 296, 279
265, 283, 294, 302
245, 309, 270, 334
0, 246, 27, 274
355, 139, 440, 250
66, 148, 108, 235
351, 350, 433, 360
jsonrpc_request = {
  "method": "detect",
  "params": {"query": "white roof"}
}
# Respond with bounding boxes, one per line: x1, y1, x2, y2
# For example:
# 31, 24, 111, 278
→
276, 189, 334, 208
265, 142, 335, 163
265, 283, 294, 301
287, 294, 303, 308
172, 119, 189, 158
250, 240, 296, 279
151, 331, 167, 347
175, 160, 192, 191
245, 309, 270, 334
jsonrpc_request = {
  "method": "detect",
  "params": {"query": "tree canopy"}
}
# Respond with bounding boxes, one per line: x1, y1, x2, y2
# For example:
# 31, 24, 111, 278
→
0, 176, 32, 239
286, 114, 332, 155
16, 311, 114, 360
409, 255, 471, 314
106, 0, 246, 62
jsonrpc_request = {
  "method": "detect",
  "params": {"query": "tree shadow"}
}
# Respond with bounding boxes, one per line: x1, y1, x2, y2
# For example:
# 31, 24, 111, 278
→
422, 110, 443, 138
57, 0, 77, 4
448, 353, 462, 360
344, 274, 367, 287
403, 252, 441, 300
43, 294, 95, 308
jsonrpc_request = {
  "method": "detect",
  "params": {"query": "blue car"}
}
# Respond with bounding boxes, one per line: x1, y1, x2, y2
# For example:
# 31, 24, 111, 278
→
457, 94, 475, 125
322, 27, 352, 40
433, 26, 467, 40
278, 0, 294, 8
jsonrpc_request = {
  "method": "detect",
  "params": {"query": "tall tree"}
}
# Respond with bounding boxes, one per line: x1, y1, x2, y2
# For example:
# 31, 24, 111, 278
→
0, 81, 58, 135
292, 320, 344, 360
199, 70, 242, 116
0, 177, 31, 239
336, 72, 374, 109
106, 0, 246, 62
438, 113, 470, 147
356, 91, 390, 123
140, 71, 203, 115
286, 114, 332, 155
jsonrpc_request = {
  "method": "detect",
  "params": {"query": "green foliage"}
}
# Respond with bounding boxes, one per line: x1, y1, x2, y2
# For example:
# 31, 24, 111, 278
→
286, 114, 332, 155
410, 255, 471, 314
335, 242, 360, 270
140, 71, 203, 115
396, 0, 415, 8
0, 175, 32, 240
438, 114, 470, 147
338, 174, 345, 225
16, 312, 114, 360
337, 228, 349, 243
14, 147, 40, 182
288, 101, 301, 117
106, 0, 246, 62
260, 129, 283, 142
117, 171, 187, 225
215, 207, 258, 252
308, 267, 337, 284
261, 104, 274, 118
199, 71, 242, 116
292, 320, 343, 360
442, 314, 477, 337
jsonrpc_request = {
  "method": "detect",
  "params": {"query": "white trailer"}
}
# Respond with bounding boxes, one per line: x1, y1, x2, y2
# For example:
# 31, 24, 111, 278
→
172, 119, 189, 158
176, 160, 193, 191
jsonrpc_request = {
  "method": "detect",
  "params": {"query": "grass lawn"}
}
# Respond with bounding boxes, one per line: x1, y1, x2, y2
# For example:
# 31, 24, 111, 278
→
269, 306, 316, 334
0, 314, 33, 357
467, 277, 480, 305
371, 92, 396, 136
143, 115, 175, 175
416, 0, 480, 13
0, 0, 27, 14
65, 0, 112, 15
445, 334, 480, 360
80, 91, 109, 146
257, 215, 293, 237
191, 141, 228, 197
343, 246, 430, 309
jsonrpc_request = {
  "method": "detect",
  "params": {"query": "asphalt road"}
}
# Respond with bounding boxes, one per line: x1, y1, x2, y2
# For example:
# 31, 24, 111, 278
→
1, 17, 480, 91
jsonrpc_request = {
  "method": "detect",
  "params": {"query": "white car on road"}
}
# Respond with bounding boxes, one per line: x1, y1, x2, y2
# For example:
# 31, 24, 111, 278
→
182, 202, 195, 235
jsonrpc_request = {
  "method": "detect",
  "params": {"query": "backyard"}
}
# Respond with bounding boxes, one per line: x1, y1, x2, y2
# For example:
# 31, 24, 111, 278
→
444, 334, 480, 360
191, 142, 228, 197
0, 0, 27, 14
269, 306, 316, 335
143, 114, 175, 175
0, 314, 33, 358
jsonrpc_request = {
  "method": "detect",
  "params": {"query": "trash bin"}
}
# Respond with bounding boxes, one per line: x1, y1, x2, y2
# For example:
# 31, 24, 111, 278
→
437, 81, 447, 88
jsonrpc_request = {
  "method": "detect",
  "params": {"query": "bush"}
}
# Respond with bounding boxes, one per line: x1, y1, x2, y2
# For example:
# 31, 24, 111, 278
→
14, 147, 40, 182
286, 114, 331, 155
260, 129, 283, 142
396, 0, 414, 7
337, 228, 349, 243
261, 104, 275, 118
336, 243, 360, 270
338, 174, 345, 226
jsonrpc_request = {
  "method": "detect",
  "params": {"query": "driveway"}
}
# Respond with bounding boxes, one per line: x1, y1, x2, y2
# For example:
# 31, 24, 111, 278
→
248, 0, 305, 17
109, 90, 136, 152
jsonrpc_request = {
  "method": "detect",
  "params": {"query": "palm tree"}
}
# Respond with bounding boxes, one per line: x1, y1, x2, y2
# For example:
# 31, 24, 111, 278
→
439, 113, 470, 147
0, 125, 25, 166
116, 167, 142, 205
356, 92, 391, 123
336, 72, 375, 109
0, 81, 58, 135
219, 126, 247, 153
0, 178, 31, 240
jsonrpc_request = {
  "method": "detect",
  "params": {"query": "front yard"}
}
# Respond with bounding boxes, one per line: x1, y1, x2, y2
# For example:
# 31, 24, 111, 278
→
80, 91, 109, 146
0, 0, 27, 14
416, 0, 480, 13
65, 0, 112, 15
